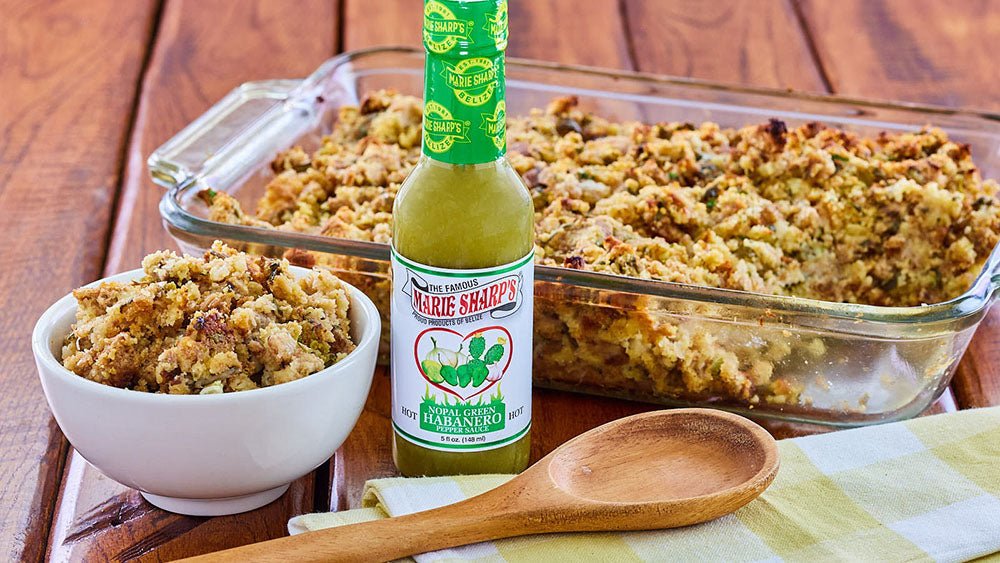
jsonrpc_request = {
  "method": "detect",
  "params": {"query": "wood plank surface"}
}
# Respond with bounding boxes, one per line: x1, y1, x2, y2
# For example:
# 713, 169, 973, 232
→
19, 2, 993, 561
344, 0, 634, 66
796, 0, 1000, 409
0, 1, 158, 560
797, 0, 1000, 110
46, 453, 313, 562
45, 1, 339, 560
342, 0, 421, 49
507, 0, 634, 66
623, 0, 826, 90
104, 0, 339, 274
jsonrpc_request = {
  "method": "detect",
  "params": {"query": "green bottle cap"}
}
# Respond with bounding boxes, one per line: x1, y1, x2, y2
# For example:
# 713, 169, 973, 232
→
421, 0, 509, 165
423, 0, 508, 56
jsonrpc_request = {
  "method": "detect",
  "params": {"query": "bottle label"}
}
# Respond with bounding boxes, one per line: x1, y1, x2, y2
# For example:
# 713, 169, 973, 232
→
391, 248, 532, 452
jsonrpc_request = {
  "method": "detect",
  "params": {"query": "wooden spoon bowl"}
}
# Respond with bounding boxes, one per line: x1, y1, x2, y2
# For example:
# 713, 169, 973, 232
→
188, 408, 779, 562
549, 409, 776, 519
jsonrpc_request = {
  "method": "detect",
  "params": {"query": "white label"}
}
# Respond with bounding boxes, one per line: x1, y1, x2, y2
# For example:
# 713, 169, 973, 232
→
390, 248, 533, 452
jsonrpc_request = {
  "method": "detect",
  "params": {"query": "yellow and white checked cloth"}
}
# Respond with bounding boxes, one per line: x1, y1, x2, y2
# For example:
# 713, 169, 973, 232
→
290, 407, 1000, 562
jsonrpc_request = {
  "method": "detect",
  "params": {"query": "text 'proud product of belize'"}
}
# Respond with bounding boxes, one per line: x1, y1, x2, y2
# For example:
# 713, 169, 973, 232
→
391, 0, 534, 476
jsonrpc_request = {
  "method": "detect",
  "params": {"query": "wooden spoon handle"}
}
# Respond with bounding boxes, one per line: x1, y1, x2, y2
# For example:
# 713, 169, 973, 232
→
181, 493, 528, 563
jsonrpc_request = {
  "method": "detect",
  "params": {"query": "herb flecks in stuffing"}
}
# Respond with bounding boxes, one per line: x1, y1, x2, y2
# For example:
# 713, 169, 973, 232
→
61, 241, 355, 394
197, 90, 1000, 409
204, 89, 1000, 308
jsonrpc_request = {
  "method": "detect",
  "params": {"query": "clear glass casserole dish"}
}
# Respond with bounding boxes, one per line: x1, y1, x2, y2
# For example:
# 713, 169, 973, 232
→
150, 46, 1000, 427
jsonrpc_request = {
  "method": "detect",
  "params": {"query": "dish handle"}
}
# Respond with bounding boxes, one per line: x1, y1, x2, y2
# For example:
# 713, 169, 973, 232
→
992, 260, 1000, 303
148, 79, 311, 192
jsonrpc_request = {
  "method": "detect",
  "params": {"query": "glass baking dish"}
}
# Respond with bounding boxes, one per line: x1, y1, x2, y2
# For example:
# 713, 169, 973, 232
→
150, 46, 1000, 427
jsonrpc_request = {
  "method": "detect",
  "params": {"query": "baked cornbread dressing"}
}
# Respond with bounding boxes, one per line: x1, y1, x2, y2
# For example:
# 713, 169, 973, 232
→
61, 242, 355, 394
201, 90, 1000, 408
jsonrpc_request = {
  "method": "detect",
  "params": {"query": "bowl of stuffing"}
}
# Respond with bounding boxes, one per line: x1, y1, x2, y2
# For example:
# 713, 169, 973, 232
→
31, 241, 380, 516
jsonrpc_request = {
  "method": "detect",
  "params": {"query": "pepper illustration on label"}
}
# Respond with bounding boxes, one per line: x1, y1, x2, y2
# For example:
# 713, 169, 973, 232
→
416, 327, 511, 400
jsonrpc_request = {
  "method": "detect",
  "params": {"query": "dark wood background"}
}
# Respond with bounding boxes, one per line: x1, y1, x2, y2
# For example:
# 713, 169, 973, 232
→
2, 0, 998, 560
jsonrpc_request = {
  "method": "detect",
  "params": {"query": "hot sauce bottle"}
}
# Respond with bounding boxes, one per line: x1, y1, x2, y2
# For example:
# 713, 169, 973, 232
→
391, 0, 533, 475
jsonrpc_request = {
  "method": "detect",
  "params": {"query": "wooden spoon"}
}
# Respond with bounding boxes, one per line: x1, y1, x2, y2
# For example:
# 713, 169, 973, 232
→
186, 408, 779, 562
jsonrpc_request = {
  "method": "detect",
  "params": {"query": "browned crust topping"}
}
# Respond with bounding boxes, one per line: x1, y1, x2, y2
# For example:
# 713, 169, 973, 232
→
205, 89, 999, 307
61, 242, 355, 394
197, 90, 1000, 408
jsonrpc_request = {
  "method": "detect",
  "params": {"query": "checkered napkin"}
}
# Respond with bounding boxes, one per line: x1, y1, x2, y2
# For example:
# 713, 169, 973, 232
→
289, 407, 1000, 562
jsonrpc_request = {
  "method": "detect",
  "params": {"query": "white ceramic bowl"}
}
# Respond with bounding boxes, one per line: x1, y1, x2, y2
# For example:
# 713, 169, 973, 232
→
32, 267, 379, 516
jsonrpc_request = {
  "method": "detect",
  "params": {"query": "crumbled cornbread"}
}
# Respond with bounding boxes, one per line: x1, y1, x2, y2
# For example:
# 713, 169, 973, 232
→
207, 90, 999, 307
200, 90, 1000, 407
61, 241, 355, 394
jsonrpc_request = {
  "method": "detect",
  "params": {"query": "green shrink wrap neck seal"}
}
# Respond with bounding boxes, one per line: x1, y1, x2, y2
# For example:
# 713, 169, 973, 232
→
421, 0, 508, 164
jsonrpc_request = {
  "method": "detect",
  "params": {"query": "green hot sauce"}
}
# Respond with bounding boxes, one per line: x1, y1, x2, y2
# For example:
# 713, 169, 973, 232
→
391, 0, 532, 476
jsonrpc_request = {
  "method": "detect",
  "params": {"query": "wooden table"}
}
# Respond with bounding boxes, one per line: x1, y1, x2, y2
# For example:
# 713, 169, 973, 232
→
2, 1, 998, 560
